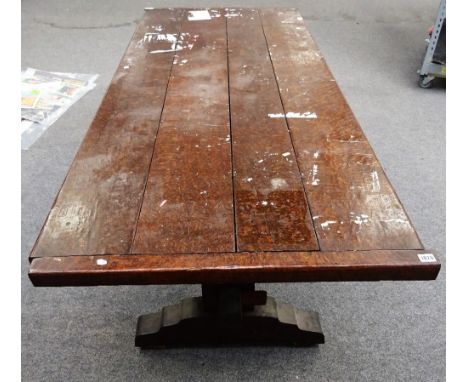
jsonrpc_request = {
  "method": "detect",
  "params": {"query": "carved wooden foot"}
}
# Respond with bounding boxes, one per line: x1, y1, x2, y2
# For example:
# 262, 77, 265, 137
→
135, 284, 324, 348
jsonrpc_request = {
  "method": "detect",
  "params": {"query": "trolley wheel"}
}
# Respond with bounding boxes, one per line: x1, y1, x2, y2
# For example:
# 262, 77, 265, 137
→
418, 75, 434, 89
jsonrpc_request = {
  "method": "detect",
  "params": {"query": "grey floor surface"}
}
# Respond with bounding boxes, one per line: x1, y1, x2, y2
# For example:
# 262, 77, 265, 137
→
22, 1, 446, 381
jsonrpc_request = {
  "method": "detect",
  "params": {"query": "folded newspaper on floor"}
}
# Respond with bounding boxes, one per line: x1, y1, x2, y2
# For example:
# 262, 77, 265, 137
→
21, 68, 98, 149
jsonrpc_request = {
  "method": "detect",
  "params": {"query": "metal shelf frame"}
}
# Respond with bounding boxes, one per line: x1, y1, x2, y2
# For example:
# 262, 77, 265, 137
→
418, 0, 446, 88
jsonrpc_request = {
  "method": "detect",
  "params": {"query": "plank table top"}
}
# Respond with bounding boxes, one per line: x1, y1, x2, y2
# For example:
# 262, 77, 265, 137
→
28, 8, 440, 287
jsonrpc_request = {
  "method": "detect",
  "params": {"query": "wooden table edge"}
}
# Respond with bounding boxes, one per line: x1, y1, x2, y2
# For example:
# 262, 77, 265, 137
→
29, 250, 441, 286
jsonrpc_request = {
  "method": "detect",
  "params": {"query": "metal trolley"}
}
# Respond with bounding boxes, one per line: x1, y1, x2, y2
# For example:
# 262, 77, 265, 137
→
418, 0, 446, 88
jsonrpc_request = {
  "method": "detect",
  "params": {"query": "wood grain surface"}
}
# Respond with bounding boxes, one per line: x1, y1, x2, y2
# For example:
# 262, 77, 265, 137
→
260, 9, 423, 251
131, 9, 235, 254
28, 8, 440, 286
30, 9, 185, 258
227, 9, 318, 251
29, 250, 440, 286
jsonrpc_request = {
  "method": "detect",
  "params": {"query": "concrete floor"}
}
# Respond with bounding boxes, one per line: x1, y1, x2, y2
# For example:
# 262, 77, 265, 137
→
22, 1, 445, 381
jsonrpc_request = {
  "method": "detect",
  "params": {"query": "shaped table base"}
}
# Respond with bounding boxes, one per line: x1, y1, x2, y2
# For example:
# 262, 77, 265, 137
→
135, 284, 324, 348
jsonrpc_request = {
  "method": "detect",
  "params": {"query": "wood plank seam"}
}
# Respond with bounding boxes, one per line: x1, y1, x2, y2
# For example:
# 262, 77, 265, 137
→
29, 246, 444, 259
259, 9, 423, 251
257, 9, 321, 249
225, 13, 238, 252
227, 9, 319, 250
129, 10, 187, 253
29, 10, 184, 259
130, 9, 235, 253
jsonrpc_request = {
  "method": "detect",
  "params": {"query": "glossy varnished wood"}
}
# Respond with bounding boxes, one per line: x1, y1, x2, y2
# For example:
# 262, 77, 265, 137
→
227, 9, 318, 251
28, 8, 440, 287
29, 250, 440, 286
30, 9, 185, 258
131, 9, 234, 254
260, 9, 423, 251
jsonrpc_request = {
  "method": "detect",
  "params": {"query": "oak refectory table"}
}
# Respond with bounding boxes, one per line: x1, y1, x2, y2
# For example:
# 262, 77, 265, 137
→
28, 8, 440, 348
